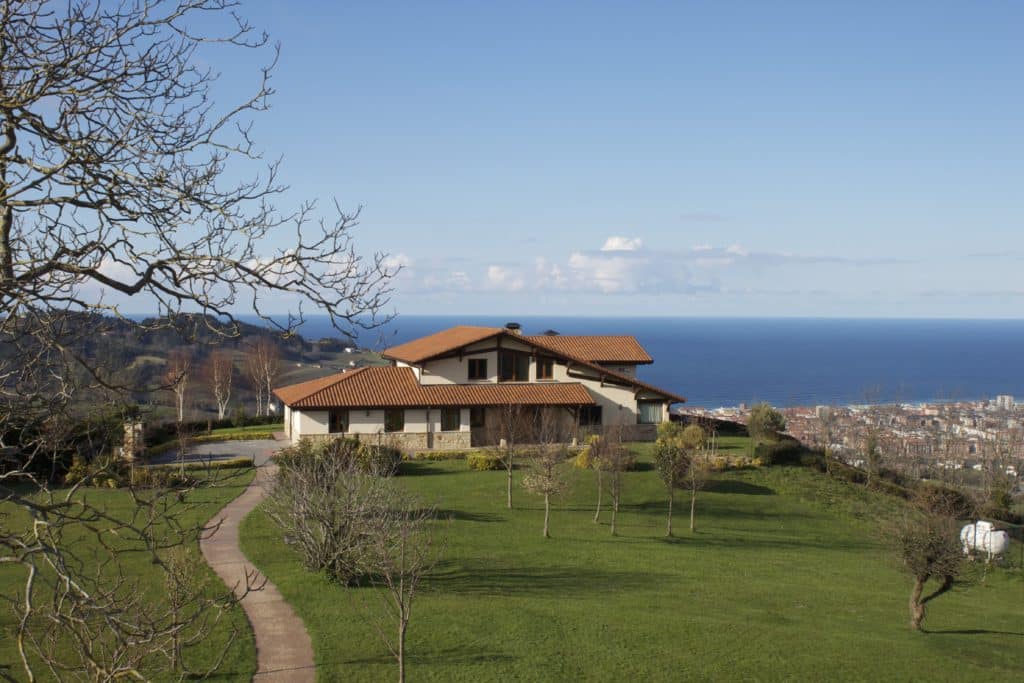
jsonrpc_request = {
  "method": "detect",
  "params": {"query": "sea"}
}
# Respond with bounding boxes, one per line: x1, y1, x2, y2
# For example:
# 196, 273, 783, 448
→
243, 315, 1024, 410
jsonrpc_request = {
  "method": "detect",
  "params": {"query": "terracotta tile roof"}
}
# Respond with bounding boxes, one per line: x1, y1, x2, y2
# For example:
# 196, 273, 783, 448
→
524, 335, 653, 364
300, 325, 686, 407
382, 326, 504, 364
526, 336, 685, 404
274, 366, 596, 408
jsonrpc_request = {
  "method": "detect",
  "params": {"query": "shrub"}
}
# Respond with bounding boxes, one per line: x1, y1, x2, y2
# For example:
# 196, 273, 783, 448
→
64, 456, 91, 486
275, 438, 401, 477
754, 438, 804, 466
265, 438, 393, 585
467, 452, 503, 471
406, 450, 469, 461
359, 443, 403, 476
574, 446, 593, 469
748, 402, 786, 443
63, 454, 129, 488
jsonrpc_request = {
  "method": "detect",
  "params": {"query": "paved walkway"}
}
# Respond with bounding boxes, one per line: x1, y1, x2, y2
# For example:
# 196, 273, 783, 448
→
151, 439, 283, 467
200, 462, 316, 682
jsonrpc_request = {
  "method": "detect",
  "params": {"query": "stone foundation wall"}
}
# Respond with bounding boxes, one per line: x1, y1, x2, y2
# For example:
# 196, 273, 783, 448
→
431, 430, 472, 450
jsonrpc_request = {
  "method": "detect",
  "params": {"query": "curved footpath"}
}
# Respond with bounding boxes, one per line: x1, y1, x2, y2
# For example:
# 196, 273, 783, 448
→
200, 461, 316, 682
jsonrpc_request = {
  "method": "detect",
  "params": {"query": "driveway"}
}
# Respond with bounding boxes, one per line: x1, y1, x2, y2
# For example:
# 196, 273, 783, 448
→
148, 439, 284, 467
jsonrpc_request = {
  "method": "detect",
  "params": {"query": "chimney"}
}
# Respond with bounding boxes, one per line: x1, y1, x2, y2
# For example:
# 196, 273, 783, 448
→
504, 322, 522, 336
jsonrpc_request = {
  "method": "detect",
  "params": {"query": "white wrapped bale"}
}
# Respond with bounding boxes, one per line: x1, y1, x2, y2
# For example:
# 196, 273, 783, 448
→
960, 521, 1010, 559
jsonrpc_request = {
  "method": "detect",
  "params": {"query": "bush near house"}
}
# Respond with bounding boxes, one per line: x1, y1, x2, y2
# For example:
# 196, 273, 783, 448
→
467, 452, 504, 471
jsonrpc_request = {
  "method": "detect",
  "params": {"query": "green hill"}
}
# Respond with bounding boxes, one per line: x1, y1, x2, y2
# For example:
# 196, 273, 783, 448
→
240, 443, 1023, 681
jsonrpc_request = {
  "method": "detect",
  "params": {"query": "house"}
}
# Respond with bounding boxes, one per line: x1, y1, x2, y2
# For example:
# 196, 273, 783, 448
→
273, 323, 685, 449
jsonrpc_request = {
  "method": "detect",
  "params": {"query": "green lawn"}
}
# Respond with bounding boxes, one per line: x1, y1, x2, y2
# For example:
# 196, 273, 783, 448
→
0, 470, 257, 682
240, 442, 1024, 682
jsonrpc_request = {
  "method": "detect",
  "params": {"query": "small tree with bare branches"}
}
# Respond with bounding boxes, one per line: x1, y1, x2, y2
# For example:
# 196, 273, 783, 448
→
602, 426, 630, 536
487, 403, 531, 509
264, 438, 394, 585
654, 423, 690, 537
522, 443, 571, 538
892, 491, 965, 631
360, 495, 446, 683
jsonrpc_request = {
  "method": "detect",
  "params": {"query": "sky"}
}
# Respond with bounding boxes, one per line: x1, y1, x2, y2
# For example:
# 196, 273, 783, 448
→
187, 1, 1023, 318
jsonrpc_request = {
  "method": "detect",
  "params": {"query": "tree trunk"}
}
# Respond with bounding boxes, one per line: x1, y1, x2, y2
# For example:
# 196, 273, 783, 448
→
593, 467, 602, 523
689, 489, 697, 531
506, 452, 513, 509
666, 489, 673, 537
610, 498, 618, 536
543, 493, 550, 538
909, 575, 926, 630
398, 618, 407, 683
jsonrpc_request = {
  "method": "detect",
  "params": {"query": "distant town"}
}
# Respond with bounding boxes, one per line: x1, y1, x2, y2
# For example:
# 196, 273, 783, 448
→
680, 396, 1024, 483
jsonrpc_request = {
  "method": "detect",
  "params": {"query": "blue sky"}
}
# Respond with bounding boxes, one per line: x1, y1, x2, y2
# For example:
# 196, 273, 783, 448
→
193, 1, 1023, 318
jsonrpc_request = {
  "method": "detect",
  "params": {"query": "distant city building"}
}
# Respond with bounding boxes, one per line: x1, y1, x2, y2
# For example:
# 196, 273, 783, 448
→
994, 395, 1014, 410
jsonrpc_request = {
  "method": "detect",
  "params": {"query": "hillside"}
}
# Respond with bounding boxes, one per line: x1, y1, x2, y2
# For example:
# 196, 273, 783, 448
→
0, 312, 386, 423
240, 442, 1023, 681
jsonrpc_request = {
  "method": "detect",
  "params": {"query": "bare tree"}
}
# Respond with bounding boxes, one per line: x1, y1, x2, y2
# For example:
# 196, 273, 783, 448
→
522, 412, 571, 538
654, 423, 690, 537
655, 422, 709, 536
601, 426, 630, 536
687, 426, 714, 532
164, 349, 192, 423
487, 403, 530, 509
204, 349, 234, 420
0, 1, 394, 678
4, 465, 263, 681
264, 438, 394, 585
246, 337, 280, 417
360, 496, 445, 683
586, 434, 609, 524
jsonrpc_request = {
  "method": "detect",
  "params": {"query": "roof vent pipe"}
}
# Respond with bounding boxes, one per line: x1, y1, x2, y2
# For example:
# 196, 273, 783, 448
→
504, 322, 522, 336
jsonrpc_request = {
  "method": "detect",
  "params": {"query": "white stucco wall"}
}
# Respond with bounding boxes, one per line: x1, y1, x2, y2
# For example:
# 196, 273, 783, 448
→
349, 409, 386, 434
405, 408, 429, 433
295, 409, 329, 436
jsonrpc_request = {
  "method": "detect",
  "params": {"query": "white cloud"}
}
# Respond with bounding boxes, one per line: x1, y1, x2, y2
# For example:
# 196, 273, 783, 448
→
567, 251, 639, 293
485, 265, 525, 292
383, 253, 412, 271
534, 257, 568, 290
600, 236, 643, 252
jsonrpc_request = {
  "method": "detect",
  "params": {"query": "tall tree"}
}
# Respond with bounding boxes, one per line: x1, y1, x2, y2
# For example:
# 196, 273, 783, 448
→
204, 349, 234, 420
0, 2, 393, 678
164, 349, 192, 423
246, 337, 280, 417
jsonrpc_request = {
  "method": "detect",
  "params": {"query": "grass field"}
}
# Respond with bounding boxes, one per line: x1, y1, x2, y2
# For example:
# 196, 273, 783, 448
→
240, 440, 1024, 682
0, 470, 257, 681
